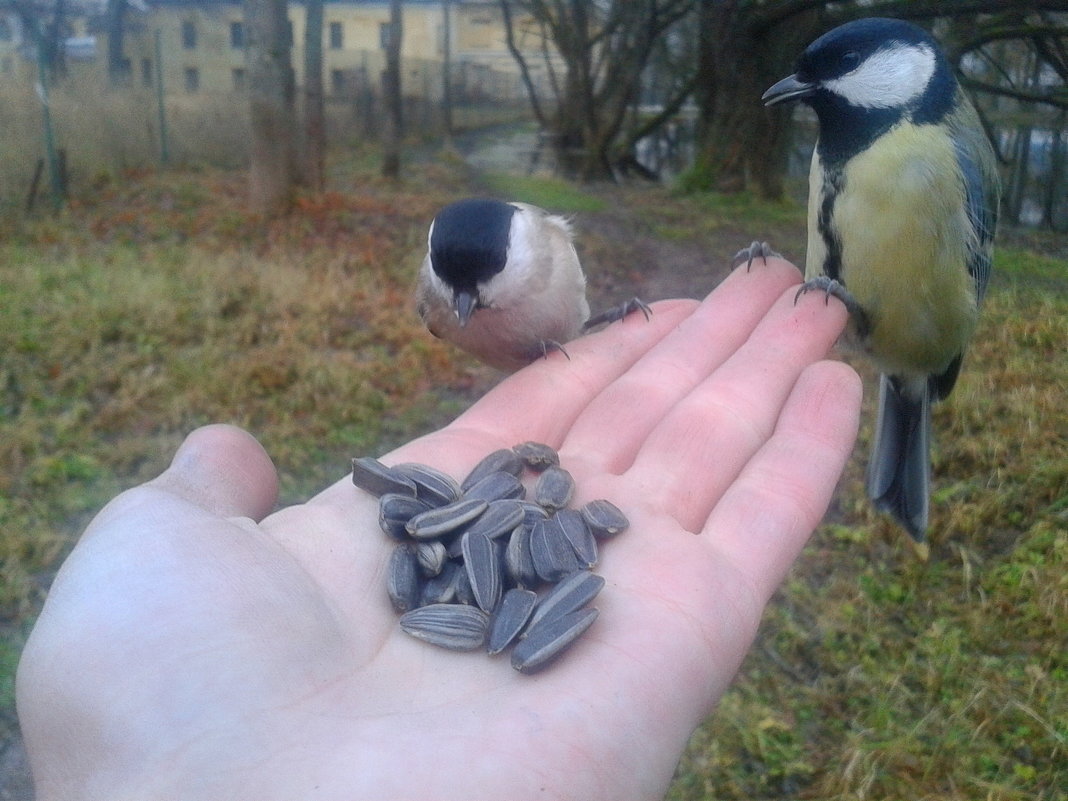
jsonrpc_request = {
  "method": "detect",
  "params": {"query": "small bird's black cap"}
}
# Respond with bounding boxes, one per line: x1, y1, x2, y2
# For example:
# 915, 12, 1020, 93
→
430, 199, 517, 294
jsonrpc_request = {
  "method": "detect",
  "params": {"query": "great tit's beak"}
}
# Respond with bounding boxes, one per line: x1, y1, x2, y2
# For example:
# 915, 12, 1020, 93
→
762, 74, 815, 107
454, 290, 477, 328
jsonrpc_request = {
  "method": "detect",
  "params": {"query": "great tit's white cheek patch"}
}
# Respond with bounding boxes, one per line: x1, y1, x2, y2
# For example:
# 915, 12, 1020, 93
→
825, 43, 935, 109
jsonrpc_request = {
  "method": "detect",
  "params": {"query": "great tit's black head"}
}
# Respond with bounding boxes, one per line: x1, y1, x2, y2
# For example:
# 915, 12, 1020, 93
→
764, 18, 955, 163
429, 198, 516, 298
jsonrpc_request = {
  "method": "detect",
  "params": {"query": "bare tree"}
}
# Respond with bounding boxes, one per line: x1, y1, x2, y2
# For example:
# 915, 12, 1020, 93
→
500, 0, 695, 181
382, 0, 403, 178
245, 0, 298, 215
105, 0, 128, 84
303, 0, 326, 190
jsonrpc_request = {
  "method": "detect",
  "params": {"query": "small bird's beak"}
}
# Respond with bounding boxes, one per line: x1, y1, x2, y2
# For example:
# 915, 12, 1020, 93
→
762, 74, 815, 107
454, 291, 477, 328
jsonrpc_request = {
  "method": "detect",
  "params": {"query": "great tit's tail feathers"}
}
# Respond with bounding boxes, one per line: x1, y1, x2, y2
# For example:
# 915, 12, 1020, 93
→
866, 374, 930, 541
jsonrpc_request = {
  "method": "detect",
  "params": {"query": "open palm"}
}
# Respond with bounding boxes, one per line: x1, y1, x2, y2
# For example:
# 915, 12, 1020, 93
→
18, 259, 859, 801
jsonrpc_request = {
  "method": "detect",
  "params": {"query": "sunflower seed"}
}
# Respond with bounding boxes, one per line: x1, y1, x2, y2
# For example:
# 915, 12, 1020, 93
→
455, 567, 476, 606
461, 448, 524, 492
415, 540, 448, 577
519, 501, 550, 527
556, 508, 598, 568
386, 545, 422, 614
534, 466, 574, 511
406, 497, 488, 539
530, 516, 584, 582
505, 523, 538, 588
580, 499, 630, 539
399, 604, 489, 651
487, 588, 537, 655
392, 462, 462, 507
512, 441, 560, 472
462, 470, 526, 503
420, 560, 462, 605
512, 607, 599, 673
526, 569, 605, 631
352, 457, 417, 498
462, 531, 503, 613
464, 499, 526, 540
378, 493, 433, 540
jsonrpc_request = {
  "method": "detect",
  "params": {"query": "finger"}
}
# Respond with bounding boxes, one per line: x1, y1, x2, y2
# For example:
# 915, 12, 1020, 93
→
618, 285, 849, 532
702, 359, 862, 601
384, 298, 699, 475
560, 257, 803, 473
148, 424, 279, 521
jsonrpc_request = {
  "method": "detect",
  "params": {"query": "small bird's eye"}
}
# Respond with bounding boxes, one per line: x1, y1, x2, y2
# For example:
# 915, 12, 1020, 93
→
841, 51, 860, 71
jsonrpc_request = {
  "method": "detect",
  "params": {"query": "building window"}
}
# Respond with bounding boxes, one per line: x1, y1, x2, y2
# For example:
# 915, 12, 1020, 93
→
232, 67, 245, 91
330, 68, 345, 95
329, 21, 343, 49
184, 66, 199, 92
141, 58, 152, 87
181, 20, 196, 49
379, 22, 394, 50
230, 21, 244, 49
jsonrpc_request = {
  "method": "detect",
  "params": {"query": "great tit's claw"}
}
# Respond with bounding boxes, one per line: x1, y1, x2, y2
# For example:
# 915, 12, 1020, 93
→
795, 275, 867, 320
582, 297, 652, 331
536, 339, 570, 361
732, 240, 780, 272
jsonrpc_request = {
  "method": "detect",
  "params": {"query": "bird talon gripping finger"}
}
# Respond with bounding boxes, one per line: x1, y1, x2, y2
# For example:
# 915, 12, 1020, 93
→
731, 240, 781, 272
581, 297, 653, 332
764, 18, 1000, 541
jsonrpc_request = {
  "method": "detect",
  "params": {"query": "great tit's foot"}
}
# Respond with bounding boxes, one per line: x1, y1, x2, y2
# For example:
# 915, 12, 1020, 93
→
732, 240, 780, 272
582, 297, 653, 331
533, 339, 570, 362
795, 275, 864, 315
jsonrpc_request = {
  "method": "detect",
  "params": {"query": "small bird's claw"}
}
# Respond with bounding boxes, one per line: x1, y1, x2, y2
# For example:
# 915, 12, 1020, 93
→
795, 275, 868, 327
732, 240, 780, 272
582, 297, 653, 331
537, 340, 570, 361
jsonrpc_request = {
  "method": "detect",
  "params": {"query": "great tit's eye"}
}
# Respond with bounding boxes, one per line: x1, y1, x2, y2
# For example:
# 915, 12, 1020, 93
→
841, 51, 860, 71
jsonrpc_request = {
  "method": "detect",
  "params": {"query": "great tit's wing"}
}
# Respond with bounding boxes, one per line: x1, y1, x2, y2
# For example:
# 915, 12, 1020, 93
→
950, 105, 1000, 305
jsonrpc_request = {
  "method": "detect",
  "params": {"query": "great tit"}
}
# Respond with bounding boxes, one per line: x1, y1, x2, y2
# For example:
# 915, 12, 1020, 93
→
416, 198, 649, 372
763, 18, 1000, 541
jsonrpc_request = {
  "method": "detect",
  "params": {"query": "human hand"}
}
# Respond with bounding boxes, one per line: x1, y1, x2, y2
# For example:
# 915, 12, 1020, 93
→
17, 258, 860, 801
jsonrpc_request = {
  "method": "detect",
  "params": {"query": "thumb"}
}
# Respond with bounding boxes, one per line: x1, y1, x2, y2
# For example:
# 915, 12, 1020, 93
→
150, 424, 279, 521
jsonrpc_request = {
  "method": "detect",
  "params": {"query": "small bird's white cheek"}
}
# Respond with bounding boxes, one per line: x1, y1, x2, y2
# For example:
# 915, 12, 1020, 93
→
824, 44, 935, 109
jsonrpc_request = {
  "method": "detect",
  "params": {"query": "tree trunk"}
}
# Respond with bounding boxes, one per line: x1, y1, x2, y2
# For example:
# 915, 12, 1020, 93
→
245, 0, 298, 216
105, 0, 128, 85
382, 0, 404, 179
441, 0, 454, 151
303, 0, 326, 190
690, 1, 816, 198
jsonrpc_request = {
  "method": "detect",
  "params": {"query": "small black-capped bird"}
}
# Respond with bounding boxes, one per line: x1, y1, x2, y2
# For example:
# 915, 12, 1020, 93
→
762, 18, 1000, 541
416, 198, 649, 372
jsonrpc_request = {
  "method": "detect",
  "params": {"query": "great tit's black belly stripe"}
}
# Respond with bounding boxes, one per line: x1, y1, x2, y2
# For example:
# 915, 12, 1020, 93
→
818, 167, 845, 284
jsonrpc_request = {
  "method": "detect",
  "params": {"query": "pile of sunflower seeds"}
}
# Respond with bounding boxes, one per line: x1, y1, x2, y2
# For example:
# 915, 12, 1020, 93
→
351, 442, 629, 674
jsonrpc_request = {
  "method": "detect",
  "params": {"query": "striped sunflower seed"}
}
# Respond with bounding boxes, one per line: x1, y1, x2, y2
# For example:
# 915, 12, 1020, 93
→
519, 501, 550, 527
461, 448, 524, 492
512, 607, 599, 674
462, 470, 526, 503
392, 462, 462, 507
534, 465, 575, 511
461, 531, 503, 613
580, 499, 630, 539
526, 569, 605, 631
415, 540, 448, 577
352, 457, 417, 498
378, 493, 432, 540
405, 497, 488, 539
530, 516, 584, 582
399, 604, 489, 651
386, 545, 422, 614
504, 523, 539, 588
420, 561, 462, 605
487, 588, 537, 655
556, 508, 598, 569
464, 499, 526, 540
512, 441, 560, 472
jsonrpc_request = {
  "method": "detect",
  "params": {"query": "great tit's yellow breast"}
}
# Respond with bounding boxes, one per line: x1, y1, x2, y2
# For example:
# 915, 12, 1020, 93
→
807, 123, 979, 379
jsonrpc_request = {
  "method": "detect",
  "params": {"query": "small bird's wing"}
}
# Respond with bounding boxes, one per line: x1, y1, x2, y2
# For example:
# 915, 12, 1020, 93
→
949, 100, 1000, 305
